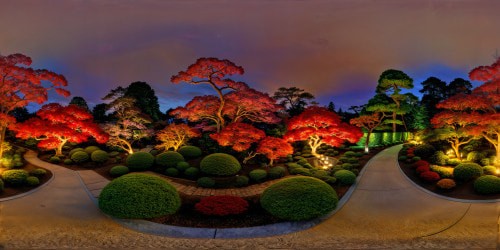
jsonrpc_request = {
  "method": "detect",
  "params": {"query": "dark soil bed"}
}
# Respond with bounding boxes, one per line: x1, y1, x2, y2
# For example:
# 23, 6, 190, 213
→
398, 151, 500, 200
0, 163, 53, 199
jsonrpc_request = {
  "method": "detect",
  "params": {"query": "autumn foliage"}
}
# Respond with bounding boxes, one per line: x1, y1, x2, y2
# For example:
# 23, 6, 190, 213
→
256, 137, 293, 166
285, 106, 363, 157
350, 112, 385, 153
194, 195, 249, 216
210, 122, 266, 152
156, 123, 201, 151
13, 103, 108, 156
0, 53, 70, 158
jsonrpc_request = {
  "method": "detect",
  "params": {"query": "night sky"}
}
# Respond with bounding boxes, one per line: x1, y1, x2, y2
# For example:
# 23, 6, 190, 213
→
2, 0, 500, 113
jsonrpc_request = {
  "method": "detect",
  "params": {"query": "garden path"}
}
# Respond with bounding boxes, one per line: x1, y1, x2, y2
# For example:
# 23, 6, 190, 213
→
0, 146, 498, 249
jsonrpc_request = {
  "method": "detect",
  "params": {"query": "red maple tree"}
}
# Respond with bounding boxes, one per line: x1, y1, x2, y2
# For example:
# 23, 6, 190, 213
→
284, 106, 363, 158
169, 95, 221, 131
13, 103, 108, 156
256, 136, 293, 166
210, 122, 266, 152
171, 58, 248, 132
350, 113, 386, 153
156, 123, 201, 151
224, 88, 282, 124
0, 53, 70, 158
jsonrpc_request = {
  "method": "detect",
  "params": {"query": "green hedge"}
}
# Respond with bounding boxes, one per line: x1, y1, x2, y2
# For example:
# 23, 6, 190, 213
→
260, 176, 338, 221
334, 170, 356, 185
71, 151, 89, 164
453, 163, 483, 182
98, 174, 181, 219
200, 153, 241, 176
178, 146, 202, 159
249, 169, 267, 183
84, 146, 101, 154
197, 177, 216, 188
473, 175, 500, 194
109, 165, 129, 177
1, 169, 29, 186
91, 150, 109, 163
126, 152, 155, 171
155, 151, 185, 168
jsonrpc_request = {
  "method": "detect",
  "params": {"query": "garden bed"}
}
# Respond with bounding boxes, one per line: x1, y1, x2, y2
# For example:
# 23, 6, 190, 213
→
0, 163, 53, 199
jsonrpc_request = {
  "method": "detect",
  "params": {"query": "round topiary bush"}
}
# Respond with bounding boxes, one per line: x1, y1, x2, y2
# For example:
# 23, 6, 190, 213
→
473, 175, 500, 194
334, 170, 356, 185
63, 159, 73, 165
98, 174, 181, 219
155, 151, 185, 168
453, 163, 483, 182
71, 151, 89, 164
268, 166, 286, 179
176, 161, 190, 172
416, 165, 431, 174
200, 153, 241, 176
249, 169, 267, 183
165, 168, 179, 177
108, 151, 120, 157
68, 148, 84, 157
436, 178, 456, 190
178, 146, 202, 159
26, 176, 40, 186
467, 151, 485, 163
30, 168, 47, 177
184, 167, 199, 178
197, 177, 216, 188
49, 156, 61, 163
260, 176, 338, 221
289, 167, 311, 176
1, 169, 29, 186
126, 152, 155, 171
419, 171, 441, 182
431, 151, 448, 166
235, 175, 249, 187
84, 146, 101, 154
91, 150, 109, 164
195, 195, 249, 216
483, 166, 497, 175
109, 165, 129, 177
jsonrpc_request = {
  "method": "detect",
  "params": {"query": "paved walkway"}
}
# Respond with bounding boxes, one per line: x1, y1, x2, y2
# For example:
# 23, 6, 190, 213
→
0, 146, 498, 249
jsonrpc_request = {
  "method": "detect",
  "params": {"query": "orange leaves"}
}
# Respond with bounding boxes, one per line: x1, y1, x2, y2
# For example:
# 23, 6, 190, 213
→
156, 123, 201, 151
469, 58, 500, 82
171, 57, 244, 86
350, 113, 383, 131
256, 137, 293, 164
210, 122, 266, 152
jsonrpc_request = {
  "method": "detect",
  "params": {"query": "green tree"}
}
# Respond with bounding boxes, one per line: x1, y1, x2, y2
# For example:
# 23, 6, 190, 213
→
376, 69, 414, 132
124, 82, 162, 122
92, 103, 110, 123
273, 87, 315, 116
69, 96, 90, 111
419, 77, 447, 118
446, 78, 472, 97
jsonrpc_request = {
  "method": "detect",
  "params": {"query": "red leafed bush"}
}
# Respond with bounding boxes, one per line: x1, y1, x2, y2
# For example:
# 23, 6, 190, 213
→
195, 195, 249, 216
416, 165, 430, 174
407, 148, 415, 154
413, 160, 430, 169
420, 171, 441, 182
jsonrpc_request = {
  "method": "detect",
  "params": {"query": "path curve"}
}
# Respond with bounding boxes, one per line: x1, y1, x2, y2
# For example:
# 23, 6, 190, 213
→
0, 145, 498, 249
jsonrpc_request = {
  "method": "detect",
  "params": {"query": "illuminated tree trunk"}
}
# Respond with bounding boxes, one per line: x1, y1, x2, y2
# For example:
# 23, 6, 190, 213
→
308, 135, 323, 158
117, 138, 134, 154
243, 151, 258, 164
364, 130, 372, 154
55, 138, 68, 156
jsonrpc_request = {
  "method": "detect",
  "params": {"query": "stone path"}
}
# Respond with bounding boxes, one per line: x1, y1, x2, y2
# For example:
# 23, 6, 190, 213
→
76, 169, 285, 200
0, 146, 498, 249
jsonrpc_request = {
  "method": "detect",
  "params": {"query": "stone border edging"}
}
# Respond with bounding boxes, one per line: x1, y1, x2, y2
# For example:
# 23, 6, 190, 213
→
395, 146, 500, 203
109, 146, 388, 239
0, 151, 55, 202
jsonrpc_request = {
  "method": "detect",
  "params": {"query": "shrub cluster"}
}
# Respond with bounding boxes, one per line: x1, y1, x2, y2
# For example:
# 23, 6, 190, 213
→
109, 165, 129, 177
178, 146, 202, 159
71, 151, 89, 164
413, 160, 430, 169
268, 166, 286, 179
333, 170, 356, 185
197, 177, 216, 188
26, 176, 40, 186
30, 168, 47, 177
126, 152, 155, 171
249, 169, 267, 183
234, 175, 249, 187
473, 175, 500, 194
184, 167, 199, 179
155, 151, 185, 168
91, 150, 109, 164
165, 168, 179, 177
413, 144, 436, 160
98, 174, 181, 219
416, 165, 430, 175
419, 171, 440, 182
200, 153, 241, 176
84, 146, 101, 154
195, 195, 249, 216
431, 151, 448, 166
453, 163, 483, 182
436, 178, 456, 190
260, 176, 338, 221
1, 169, 29, 186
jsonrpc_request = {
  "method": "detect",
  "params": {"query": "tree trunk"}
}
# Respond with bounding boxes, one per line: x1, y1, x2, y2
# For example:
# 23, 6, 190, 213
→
308, 136, 322, 158
392, 112, 397, 133
451, 142, 461, 161
495, 136, 500, 166
55, 139, 68, 156
365, 130, 372, 153
243, 151, 258, 164
269, 158, 274, 166
0, 126, 6, 159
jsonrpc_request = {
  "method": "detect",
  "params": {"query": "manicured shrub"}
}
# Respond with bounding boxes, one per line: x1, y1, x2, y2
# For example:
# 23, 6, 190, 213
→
195, 195, 249, 216
178, 146, 202, 159
108, 151, 120, 157
235, 175, 249, 187
126, 152, 155, 171
184, 167, 199, 178
26, 176, 40, 186
436, 178, 456, 190
416, 165, 430, 174
453, 163, 483, 182
297, 159, 308, 166
200, 153, 241, 176
293, 156, 305, 161
48, 156, 61, 163
68, 148, 84, 157
165, 168, 179, 177
249, 169, 267, 183
413, 160, 430, 169
286, 162, 301, 169
343, 151, 356, 157
467, 151, 484, 163
419, 171, 440, 182
334, 170, 356, 185
109, 165, 129, 177
197, 177, 216, 188
483, 166, 497, 175
99, 174, 181, 219
63, 159, 73, 165
155, 151, 185, 168
268, 166, 286, 179
301, 163, 314, 169
399, 155, 407, 161
323, 176, 337, 185
1, 169, 29, 186
346, 157, 359, 164
260, 176, 338, 221
431, 151, 448, 166
71, 151, 89, 164
447, 158, 461, 166
330, 166, 344, 174
480, 158, 491, 166
91, 150, 109, 164
84, 146, 101, 154
176, 161, 190, 172
30, 168, 47, 177
473, 175, 500, 194
430, 165, 454, 178
413, 144, 436, 160
289, 167, 311, 176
